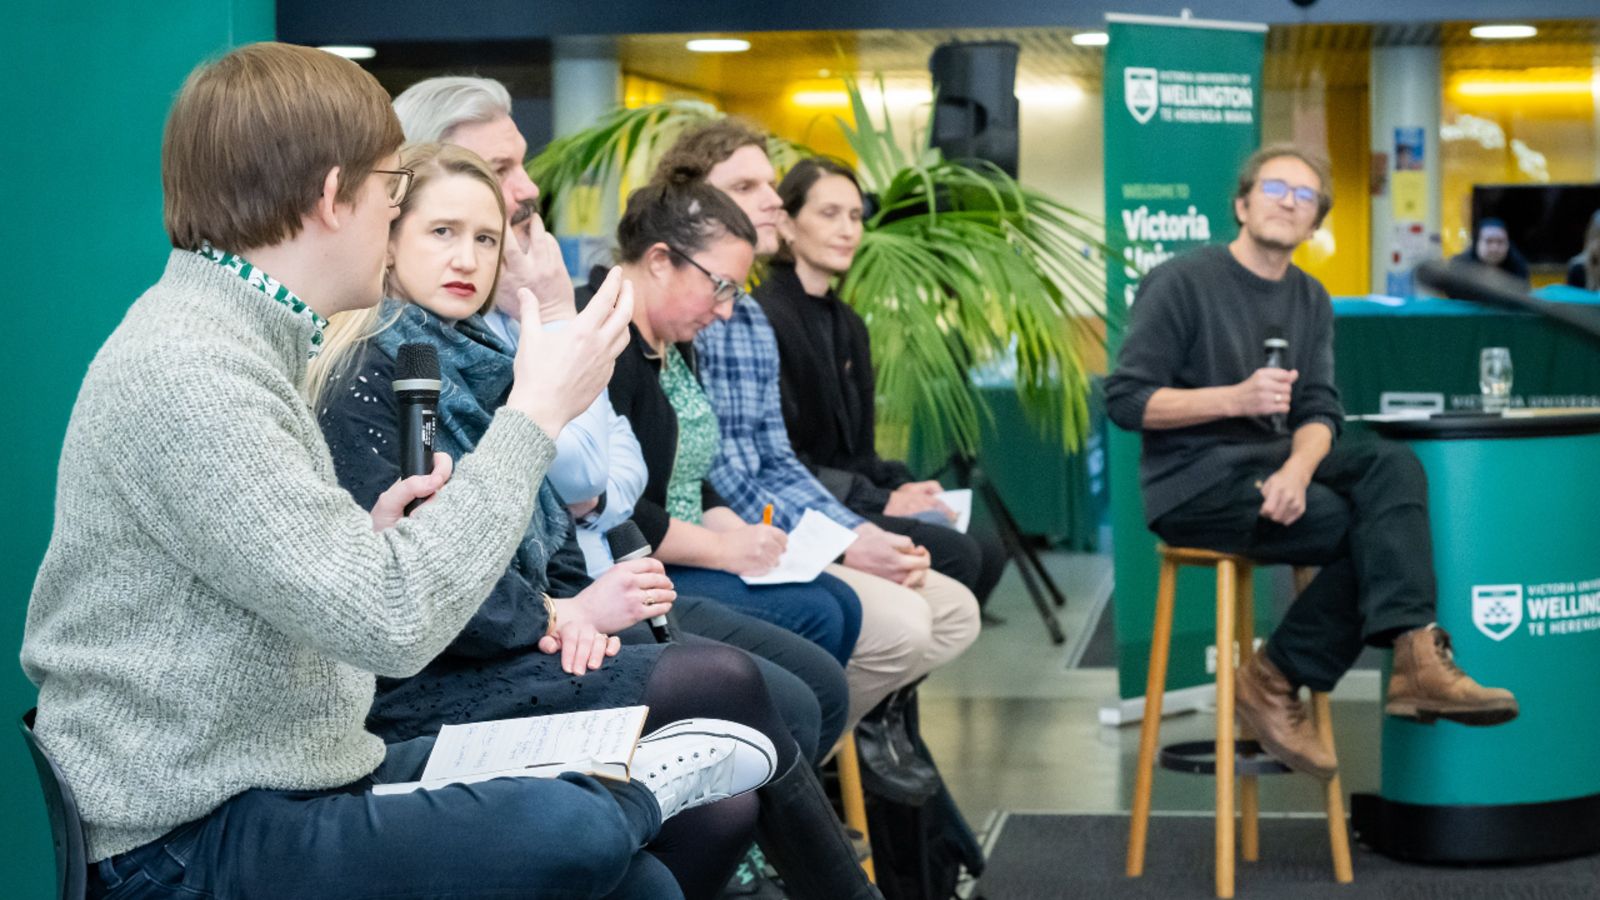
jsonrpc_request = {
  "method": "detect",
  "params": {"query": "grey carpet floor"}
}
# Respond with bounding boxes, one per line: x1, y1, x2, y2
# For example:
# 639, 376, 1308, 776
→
976, 812, 1600, 899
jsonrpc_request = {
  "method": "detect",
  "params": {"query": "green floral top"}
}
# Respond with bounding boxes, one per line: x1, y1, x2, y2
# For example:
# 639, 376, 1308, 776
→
196, 242, 327, 358
660, 344, 719, 525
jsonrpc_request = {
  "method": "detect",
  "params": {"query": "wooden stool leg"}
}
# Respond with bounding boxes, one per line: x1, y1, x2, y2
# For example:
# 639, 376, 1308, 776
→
1312, 693, 1354, 884
1215, 560, 1238, 899
835, 733, 876, 883
1127, 556, 1179, 878
1235, 567, 1259, 863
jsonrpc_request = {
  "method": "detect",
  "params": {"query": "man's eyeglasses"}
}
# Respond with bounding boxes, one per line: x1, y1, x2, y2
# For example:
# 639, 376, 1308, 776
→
1259, 178, 1319, 208
374, 168, 415, 207
666, 245, 749, 306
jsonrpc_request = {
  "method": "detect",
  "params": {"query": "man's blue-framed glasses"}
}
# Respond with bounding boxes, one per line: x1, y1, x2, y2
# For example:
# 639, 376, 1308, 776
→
1259, 178, 1319, 208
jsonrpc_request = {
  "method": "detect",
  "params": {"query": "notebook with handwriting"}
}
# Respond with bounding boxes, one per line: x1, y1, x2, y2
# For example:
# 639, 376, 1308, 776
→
372, 705, 650, 795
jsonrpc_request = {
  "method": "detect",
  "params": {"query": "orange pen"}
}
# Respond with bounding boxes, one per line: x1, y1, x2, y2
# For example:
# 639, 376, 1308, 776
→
762, 504, 774, 526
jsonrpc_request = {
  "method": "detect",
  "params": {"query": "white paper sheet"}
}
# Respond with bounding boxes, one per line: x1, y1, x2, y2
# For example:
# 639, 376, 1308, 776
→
372, 706, 648, 795
939, 489, 973, 533
907, 489, 973, 533
742, 509, 859, 585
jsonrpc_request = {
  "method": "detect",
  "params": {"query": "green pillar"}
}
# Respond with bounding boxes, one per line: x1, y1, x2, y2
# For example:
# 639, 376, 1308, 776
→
1, 3, 272, 893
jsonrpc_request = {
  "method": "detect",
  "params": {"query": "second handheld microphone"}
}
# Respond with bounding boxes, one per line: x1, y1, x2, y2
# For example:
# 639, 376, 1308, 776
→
605, 520, 672, 643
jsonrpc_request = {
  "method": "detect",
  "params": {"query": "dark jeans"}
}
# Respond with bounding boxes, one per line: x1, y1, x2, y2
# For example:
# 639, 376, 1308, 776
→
869, 512, 1008, 606
663, 567, 862, 667
669, 595, 850, 764
1151, 438, 1435, 692
87, 735, 677, 900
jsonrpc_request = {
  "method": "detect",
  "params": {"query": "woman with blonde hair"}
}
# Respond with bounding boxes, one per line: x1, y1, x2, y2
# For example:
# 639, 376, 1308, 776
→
313, 143, 878, 900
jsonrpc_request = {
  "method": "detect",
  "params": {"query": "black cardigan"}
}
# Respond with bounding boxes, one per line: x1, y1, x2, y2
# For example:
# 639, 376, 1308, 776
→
754, 261, 913, 514
578, 267, 727, 548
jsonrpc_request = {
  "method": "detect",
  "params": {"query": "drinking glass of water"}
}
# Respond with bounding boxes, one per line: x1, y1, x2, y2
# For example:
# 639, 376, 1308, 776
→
1480, 347, 1513, 414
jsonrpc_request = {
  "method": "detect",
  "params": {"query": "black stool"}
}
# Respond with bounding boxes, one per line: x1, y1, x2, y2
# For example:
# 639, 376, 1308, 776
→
20, 708, 88, 900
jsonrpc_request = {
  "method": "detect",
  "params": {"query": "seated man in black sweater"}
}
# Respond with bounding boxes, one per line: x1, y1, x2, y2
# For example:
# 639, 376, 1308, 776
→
1106, 145, 1518, 779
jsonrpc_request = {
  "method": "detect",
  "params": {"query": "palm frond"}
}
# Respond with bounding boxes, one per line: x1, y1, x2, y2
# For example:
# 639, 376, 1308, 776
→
526, 80, 1110, 458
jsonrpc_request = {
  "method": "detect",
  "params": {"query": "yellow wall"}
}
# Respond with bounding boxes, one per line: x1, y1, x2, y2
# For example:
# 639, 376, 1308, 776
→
1440, 64, 1599, 262
1275, 85, 1372, 298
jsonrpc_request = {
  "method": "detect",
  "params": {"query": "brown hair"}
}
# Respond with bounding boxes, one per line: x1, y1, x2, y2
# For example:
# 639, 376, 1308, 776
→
773, 157, 862, 263
305, 143, 506, 408
1233, 144, 1334, 229
163, 42, 405, 253
652, 118, 769, 186
616, 180, 757, 264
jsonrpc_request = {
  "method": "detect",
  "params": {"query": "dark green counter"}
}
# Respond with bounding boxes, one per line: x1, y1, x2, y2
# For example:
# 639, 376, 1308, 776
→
1350, 413, 1600, 864
1332, 290, 1600, 414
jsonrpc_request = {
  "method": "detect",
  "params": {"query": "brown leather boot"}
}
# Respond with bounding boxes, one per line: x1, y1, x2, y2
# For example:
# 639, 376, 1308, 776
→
1386, 625, 1519, 725
1234, 648, 1337, 780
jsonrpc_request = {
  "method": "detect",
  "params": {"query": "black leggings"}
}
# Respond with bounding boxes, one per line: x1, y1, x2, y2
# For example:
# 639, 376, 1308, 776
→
639, 643, 797, 899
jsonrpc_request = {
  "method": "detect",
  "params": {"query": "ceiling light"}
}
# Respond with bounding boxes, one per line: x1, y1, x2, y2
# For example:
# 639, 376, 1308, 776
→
1469, 24, 1537, 40
686, 38, 750, 53
319, 45, 377, 60
1452, 78, 1592, 97
1072, 32, 1110, 47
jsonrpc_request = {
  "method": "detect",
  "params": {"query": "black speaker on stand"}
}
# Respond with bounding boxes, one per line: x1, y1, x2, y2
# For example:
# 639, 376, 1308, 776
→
928, 41, 1067, 642
929, 40, 1020, 178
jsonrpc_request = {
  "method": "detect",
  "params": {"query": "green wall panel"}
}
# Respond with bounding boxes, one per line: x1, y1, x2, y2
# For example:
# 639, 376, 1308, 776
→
1, 3, 273, 893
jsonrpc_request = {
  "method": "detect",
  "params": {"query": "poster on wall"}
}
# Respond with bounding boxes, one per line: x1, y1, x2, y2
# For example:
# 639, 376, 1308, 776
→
1103, 12, 1266, 722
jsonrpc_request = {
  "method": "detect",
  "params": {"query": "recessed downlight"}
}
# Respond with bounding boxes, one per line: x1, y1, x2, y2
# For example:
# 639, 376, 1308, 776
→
686, 38, 751, 53
1469, 24, 1538, 40
319, 45, 377, 60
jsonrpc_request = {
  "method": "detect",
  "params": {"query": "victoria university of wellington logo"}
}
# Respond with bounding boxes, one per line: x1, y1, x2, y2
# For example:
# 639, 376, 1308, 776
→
1125, 67, 1158, 124
1471, 584, 1522, 642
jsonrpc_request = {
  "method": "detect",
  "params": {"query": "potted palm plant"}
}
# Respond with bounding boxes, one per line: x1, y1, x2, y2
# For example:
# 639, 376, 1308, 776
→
528, 77, 1107, 459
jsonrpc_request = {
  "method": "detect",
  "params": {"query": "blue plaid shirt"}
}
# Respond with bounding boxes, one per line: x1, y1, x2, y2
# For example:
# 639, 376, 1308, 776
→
695, 296, 866, 531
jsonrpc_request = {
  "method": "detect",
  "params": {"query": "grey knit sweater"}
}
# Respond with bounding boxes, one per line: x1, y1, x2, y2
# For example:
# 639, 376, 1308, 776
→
21, 250, 555, 861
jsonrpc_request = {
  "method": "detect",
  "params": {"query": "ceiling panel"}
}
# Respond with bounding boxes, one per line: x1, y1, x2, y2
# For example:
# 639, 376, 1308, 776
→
617, 19, 1599, 100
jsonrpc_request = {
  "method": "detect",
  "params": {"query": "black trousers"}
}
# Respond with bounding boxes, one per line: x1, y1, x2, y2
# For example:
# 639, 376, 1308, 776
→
651, 594, 850, 765
870, 513, 1008, 606
1151, 437, 1436, 692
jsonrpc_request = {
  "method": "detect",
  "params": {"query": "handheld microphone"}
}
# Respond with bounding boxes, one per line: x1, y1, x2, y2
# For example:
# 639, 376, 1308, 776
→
605, 521, 672, 643
1415, 259, 1600, 345
1264, 330, 1289, 435
394, 343, 441, 514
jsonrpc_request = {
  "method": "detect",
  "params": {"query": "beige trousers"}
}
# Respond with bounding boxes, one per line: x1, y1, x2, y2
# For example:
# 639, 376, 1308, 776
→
823, 564, 981, 727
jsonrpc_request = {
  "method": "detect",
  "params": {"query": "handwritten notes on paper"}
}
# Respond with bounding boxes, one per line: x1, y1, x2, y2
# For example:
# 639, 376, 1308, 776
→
742, 509, 859, 585
372, 706, 649, 795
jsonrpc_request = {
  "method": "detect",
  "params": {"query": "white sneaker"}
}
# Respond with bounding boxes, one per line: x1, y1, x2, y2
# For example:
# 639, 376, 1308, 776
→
632, 718, 777, 821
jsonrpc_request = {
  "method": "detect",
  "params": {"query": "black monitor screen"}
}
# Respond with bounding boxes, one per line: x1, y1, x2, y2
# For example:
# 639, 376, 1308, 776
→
1471, 183, 1600, 266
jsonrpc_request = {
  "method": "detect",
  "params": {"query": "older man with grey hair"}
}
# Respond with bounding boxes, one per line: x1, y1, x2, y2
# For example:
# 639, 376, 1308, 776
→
393, 76, 576, 327
389, 75, 880, 900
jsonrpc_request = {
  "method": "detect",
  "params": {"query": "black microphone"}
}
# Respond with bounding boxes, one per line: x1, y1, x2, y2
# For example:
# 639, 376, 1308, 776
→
1415, 259, 1600, 345
1264, 330, 1289, 435
394, 343, 441, 514
605, 521, 672, 643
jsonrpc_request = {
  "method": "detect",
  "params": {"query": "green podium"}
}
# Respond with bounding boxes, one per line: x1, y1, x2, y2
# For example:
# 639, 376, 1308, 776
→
1350, 413, 1600, 863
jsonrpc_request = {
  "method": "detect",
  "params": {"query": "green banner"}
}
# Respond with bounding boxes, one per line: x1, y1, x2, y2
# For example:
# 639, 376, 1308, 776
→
1104, 15, 1267, 710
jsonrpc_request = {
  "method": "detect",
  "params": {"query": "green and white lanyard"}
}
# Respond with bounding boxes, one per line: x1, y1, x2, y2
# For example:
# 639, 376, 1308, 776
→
196, 243, 327, 358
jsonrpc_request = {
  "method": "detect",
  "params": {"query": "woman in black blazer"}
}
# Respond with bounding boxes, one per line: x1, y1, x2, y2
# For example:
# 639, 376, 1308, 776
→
755, 157, 1008, 610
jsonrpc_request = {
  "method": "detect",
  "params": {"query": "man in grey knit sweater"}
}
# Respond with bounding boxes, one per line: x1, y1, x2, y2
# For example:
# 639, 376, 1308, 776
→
1107, 146, 1517, 780
21, 42, 773, 899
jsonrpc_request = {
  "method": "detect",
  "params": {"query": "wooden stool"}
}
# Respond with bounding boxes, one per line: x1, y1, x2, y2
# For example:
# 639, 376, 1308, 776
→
834, 733, 876, 882
1125, 545, 1354, 898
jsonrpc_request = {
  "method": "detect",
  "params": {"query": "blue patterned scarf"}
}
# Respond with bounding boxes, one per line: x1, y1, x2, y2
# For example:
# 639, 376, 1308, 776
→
373, 300, 571, 580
